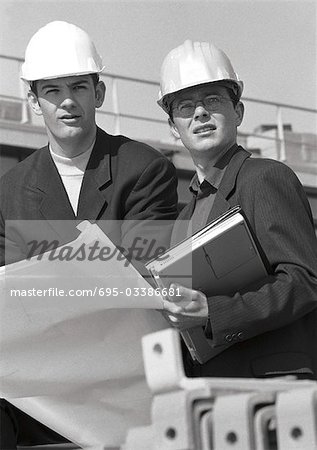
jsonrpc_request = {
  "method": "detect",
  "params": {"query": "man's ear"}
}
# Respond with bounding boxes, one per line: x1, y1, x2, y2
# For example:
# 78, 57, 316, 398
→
235, 101, 244, 127
95, 81, 106, 108
168, 117, 181, 140
27, 91, 42, 116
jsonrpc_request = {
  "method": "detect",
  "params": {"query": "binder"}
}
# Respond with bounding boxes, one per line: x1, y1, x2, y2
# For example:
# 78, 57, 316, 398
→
146, 206, 269, 363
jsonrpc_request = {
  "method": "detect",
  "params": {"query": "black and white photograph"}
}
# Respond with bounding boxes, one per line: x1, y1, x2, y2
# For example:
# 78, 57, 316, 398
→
0, 1, 316, 449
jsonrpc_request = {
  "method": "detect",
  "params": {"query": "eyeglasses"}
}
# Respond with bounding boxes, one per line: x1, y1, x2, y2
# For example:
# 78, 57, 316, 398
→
172, 94, 233, 118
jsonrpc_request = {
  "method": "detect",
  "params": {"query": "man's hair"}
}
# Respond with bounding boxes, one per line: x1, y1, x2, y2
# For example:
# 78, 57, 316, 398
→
30, 73, 100, 97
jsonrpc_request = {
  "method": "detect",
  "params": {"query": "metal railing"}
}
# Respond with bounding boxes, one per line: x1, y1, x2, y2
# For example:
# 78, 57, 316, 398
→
0, 54, 316, 163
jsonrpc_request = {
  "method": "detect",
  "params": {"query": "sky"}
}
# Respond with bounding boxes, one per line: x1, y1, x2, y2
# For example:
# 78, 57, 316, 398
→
0, 0, 316, 137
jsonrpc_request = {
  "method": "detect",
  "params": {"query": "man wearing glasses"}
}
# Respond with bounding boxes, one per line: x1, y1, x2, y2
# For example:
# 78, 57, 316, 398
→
158, 40, 317, 380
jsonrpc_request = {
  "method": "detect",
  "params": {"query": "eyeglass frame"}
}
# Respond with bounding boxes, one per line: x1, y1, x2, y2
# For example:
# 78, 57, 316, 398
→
171, 94, 235, 118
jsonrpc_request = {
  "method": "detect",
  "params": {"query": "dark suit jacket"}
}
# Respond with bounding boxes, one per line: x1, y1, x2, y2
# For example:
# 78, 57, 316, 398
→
0, 127, 178, 266
178, 146, 317, 379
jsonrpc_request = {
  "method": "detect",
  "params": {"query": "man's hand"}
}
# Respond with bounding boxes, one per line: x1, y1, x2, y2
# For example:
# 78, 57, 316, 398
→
162, 283, 208, 330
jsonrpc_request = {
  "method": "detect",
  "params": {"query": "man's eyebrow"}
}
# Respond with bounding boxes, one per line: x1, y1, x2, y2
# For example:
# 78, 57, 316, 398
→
70, 79, 90, 86
39, 79, 90, 91
40, 82, 60, 90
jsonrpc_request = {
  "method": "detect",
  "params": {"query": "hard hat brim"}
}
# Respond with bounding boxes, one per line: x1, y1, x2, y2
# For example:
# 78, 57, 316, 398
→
21, 67, 105, 83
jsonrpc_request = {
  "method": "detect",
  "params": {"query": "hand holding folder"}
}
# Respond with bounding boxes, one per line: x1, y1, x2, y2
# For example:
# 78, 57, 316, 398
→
146, 206, 270, 363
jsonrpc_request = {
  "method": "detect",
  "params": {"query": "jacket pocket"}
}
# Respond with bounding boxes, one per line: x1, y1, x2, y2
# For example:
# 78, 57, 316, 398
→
251, 352, 314, 378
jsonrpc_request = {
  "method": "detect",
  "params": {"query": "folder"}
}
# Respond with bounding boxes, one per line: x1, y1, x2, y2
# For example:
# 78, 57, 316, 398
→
146, 206, 269, 363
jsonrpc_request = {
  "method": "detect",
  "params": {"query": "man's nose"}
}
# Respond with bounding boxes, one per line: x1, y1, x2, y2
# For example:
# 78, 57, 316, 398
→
194, 102, 209, 119
60, 90, 76, 107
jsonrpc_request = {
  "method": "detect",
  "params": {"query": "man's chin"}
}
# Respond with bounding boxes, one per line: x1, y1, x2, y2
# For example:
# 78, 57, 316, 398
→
60, 127, 84, 140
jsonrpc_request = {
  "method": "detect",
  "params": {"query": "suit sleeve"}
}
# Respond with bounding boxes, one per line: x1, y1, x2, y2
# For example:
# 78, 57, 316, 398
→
0, 206, 5, 266
0, 180, 24, 266
124, 156, 178, 221
207, 162, 317, 347
120, 155, 178, 274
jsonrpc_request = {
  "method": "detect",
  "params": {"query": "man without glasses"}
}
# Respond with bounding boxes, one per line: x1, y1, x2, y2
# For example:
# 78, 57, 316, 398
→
0, 21, 178, 449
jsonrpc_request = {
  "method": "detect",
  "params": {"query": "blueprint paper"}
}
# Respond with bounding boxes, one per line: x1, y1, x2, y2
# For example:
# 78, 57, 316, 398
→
0, 221, 168, 448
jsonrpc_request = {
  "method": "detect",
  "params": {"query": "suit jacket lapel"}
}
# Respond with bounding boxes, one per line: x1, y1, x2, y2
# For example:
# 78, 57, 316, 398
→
171, 196, 196, 245
31, 147, 77, 243
36, 147, 76, 221
179, 196, 196, 220
207, 146, 251, 222
76, 128, 112, 220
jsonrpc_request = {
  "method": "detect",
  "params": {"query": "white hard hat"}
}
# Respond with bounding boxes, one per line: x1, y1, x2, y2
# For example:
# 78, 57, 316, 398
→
21, 21, 104, 82
158, 40, 243, 114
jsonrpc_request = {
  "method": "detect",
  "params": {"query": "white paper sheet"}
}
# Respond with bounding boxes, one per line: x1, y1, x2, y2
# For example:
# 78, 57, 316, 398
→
0, 222, 169, 448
